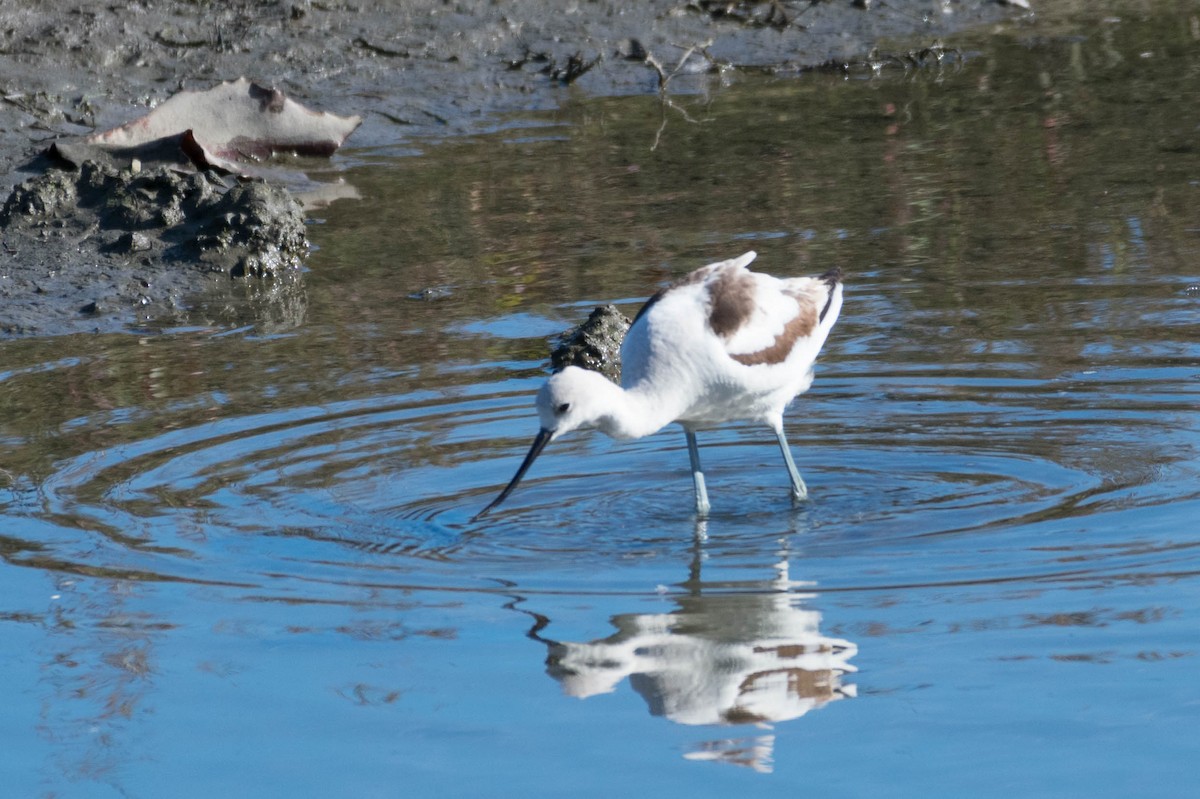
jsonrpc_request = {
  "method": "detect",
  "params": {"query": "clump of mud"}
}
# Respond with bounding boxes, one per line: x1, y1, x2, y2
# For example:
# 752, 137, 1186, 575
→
0, 161, 308, 335
550, 304, 632, 382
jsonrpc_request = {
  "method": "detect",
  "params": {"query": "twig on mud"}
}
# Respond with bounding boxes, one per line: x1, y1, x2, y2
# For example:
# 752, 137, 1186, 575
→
643, 39, 715, 92
641, 40, 720, 151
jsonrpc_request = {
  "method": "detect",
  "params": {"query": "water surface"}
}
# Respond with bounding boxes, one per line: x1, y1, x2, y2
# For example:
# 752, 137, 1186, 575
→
2, 8, 1199, 797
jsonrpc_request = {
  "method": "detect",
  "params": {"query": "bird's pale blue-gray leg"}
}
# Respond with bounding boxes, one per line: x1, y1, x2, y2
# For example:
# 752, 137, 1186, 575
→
684, 428, 711, 516
773, 424, 809, 502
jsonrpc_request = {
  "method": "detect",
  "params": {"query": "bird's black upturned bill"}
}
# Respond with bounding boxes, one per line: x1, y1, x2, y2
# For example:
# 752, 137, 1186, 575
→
473, 428, 553, 520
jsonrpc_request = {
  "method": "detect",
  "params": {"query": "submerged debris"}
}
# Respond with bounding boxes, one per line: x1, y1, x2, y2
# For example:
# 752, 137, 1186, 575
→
550, 304, 632, 382
407, 286, 454, 301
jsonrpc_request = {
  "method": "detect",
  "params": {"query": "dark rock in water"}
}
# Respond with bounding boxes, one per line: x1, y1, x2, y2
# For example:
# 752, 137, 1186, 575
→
408, 286, 453, 301
0, 160, 309, 336
550, 304, 631, 382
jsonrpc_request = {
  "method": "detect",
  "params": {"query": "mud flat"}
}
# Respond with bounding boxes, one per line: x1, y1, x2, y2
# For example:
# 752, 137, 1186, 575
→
0, 0, 1028, 336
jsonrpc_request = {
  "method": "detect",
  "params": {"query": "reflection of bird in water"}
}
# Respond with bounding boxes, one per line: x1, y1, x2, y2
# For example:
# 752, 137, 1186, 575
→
545, 583, 857, 724
535, 556, 857, 773
475, 250, 844, 518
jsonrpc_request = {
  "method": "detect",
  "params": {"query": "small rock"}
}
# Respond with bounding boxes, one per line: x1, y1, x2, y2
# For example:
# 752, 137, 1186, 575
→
550, 304, 631, 382
119, 231, 153, 252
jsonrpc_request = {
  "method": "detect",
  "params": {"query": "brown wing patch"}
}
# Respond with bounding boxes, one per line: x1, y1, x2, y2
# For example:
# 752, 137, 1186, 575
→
707, 266, 758, 338
729, 291, 819, 366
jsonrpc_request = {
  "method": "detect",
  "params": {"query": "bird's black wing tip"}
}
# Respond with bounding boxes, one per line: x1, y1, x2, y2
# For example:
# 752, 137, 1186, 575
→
817, 267, 843, 323
819, 266, 844, 286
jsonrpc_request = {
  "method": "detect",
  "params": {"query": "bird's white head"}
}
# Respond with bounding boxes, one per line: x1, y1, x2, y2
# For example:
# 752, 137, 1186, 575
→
536, 366, 620, 440
474, 366, 623, 519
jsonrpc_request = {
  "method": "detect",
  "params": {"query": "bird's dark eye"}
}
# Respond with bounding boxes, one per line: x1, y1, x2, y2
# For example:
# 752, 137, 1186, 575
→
557, 402, 571, 415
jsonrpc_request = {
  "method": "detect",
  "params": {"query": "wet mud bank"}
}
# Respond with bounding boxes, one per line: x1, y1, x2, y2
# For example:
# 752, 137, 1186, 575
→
0, 0, 1029, 336
0, 159, 307, 335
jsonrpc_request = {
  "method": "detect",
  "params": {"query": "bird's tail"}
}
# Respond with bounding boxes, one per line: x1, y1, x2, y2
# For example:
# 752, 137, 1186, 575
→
817, 267, 843, 323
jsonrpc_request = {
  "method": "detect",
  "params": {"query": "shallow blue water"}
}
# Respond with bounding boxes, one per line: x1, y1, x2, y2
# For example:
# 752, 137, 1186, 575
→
3, 7, 1200, 797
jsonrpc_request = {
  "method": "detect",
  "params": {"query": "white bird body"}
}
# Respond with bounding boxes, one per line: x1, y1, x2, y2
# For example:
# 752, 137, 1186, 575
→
477, 250, 843, 518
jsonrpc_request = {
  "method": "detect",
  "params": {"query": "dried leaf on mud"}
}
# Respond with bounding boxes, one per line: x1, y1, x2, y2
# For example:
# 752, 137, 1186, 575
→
83, 77, 361, 172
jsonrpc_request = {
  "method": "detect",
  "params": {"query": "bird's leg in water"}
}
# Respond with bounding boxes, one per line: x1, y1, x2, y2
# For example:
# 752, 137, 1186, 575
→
684, 428, 711, 516
773, 425, 808, 502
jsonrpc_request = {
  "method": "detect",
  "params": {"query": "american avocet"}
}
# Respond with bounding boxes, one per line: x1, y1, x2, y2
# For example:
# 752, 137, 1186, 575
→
476, 250, 843, 518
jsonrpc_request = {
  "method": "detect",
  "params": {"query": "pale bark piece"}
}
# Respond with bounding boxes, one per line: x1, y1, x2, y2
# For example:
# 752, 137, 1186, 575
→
86, 77, 362, 168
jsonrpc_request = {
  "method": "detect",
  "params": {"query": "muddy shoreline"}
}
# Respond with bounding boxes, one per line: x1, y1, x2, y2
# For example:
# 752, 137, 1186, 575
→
0, 0, 1030, 336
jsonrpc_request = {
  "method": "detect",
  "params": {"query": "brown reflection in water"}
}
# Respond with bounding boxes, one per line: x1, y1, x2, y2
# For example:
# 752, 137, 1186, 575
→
0, 10, 1196, 506
308, 9, 1200, 358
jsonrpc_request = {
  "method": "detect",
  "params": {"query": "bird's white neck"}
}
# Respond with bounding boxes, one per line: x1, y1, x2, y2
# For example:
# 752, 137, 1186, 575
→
578, 371, 684, 440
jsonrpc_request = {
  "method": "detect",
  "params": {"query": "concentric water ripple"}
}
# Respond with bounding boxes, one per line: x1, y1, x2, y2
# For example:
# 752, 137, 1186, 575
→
8, 344, 1196, 599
